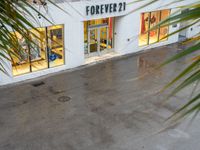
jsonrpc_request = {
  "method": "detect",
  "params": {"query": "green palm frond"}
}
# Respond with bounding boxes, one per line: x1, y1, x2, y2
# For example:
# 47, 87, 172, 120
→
154, 4, 200, 121
160, 42, 200, 67
133, 0, 200, 122
158, 19, 199, 41
168, 93, 200, 122
127, 0, 158, 14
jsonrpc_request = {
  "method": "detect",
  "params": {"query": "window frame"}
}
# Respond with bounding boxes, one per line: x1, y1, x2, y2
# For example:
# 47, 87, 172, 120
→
139, 9, 171, 46
12, 24, 65, 76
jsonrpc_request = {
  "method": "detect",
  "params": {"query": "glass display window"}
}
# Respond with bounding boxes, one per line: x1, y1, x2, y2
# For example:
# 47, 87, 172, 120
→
48, 25, 64, 68
30, 28, 48, 72
139, 9, 170, 46
149, 11, 160, 44
12, 25, 65, 76
12, 32, 31, 76
139, 12, 150, 46
159, 10, 170, 41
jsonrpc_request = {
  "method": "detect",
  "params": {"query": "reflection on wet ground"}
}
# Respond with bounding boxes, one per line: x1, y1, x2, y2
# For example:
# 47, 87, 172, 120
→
0, 43, 199, 150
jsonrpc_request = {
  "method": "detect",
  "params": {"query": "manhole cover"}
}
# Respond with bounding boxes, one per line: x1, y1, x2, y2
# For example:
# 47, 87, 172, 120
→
57, 96, 71, 103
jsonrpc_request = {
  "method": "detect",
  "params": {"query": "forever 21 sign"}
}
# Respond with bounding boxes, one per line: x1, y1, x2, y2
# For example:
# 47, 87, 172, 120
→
86, 2, 126, 16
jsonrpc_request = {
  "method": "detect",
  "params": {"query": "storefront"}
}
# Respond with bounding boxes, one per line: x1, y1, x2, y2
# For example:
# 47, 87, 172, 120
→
0, 0, 198, 85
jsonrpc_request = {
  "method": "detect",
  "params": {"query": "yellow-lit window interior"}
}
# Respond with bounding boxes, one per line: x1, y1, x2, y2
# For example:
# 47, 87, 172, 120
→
12, 32, 31, 76
159, 10, 170, 41
149, 11, 160, 44
139, 12, 150, 46
139, 9, 170, 46
48, 25, 64, 68
30, 28, 48, 72
84, 18, 114, 54
12, 25, 64, 76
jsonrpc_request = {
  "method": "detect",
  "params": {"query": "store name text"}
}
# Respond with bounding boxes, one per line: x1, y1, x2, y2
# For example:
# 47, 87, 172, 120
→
86, 2, 126, 16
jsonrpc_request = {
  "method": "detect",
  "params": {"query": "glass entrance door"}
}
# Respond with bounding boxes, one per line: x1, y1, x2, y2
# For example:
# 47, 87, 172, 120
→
88, 28, 99, 54
100, 27, 109, 51
88, 25, 108, 55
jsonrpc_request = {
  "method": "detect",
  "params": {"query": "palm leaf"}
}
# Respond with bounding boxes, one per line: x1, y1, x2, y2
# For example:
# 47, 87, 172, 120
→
0, 0, 68, 74
160, 42, 200, 67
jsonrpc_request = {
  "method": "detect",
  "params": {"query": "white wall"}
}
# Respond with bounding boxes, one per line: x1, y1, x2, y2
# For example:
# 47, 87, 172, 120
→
186, 22, 200, 39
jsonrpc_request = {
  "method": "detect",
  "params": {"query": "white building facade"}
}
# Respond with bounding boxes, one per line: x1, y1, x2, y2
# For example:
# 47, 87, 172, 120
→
0, 0, 199, 85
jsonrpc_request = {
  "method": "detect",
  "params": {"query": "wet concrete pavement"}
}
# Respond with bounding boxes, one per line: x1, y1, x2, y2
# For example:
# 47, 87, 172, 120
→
0, 43, 200, 150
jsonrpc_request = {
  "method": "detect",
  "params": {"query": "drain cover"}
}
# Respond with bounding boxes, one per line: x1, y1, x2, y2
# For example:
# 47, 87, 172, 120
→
58, 96, 71, 103
32, 81, 45, 87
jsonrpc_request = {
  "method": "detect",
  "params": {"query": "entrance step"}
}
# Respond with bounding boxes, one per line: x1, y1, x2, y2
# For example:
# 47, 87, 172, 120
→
85, 52, 120, 65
